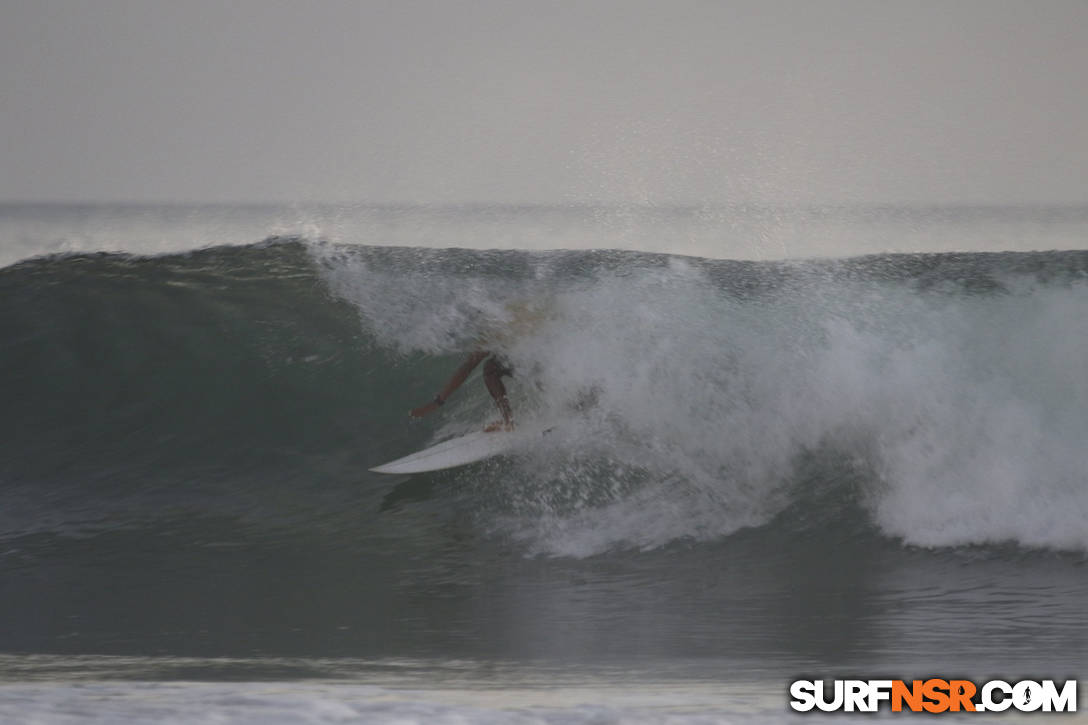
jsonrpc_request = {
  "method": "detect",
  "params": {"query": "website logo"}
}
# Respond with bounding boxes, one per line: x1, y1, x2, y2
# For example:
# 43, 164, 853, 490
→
789, 679, 1077, 713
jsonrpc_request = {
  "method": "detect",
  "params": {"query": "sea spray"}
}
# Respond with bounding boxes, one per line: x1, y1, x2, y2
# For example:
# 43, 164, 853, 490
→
314, 242, 1088, 555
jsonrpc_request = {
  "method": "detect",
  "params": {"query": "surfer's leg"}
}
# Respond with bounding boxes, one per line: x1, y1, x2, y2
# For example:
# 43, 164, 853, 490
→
483, 356, 514, 427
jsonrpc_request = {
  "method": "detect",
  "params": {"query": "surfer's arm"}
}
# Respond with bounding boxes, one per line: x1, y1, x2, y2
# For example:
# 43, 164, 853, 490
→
409, 350, 490, 417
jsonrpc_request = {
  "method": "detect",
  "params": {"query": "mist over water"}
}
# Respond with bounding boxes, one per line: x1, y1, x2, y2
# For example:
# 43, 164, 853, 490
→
4, 202, 1088, 268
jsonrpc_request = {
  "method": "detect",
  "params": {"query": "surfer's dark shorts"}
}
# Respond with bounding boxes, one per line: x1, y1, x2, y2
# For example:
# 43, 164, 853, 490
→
486, 355, 514, 378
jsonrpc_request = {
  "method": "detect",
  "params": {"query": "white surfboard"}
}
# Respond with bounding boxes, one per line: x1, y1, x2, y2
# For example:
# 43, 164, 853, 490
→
370, 428, 526, 474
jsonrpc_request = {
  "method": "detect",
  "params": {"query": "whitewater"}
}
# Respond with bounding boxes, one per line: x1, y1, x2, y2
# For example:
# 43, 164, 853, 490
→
1, 203, 1086, 723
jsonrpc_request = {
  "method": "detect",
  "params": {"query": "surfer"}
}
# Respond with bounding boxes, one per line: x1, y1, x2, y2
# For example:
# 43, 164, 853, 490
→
409, 351, 514, 431
409, 298, 554, 431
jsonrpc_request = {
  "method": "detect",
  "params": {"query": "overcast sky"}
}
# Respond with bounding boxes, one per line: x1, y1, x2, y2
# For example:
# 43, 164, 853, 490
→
2, 0, 1087, 206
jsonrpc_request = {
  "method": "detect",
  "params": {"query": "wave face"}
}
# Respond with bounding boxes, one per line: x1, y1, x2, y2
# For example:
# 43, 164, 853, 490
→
3, 241, 1086, 558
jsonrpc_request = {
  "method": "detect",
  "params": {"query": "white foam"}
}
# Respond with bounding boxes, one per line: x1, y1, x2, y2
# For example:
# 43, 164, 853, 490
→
0, 680, 800, 725
321, 244, 1088, 555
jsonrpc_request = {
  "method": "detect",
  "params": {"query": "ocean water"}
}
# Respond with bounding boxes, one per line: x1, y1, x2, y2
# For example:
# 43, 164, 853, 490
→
1, 203, 1086, 723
